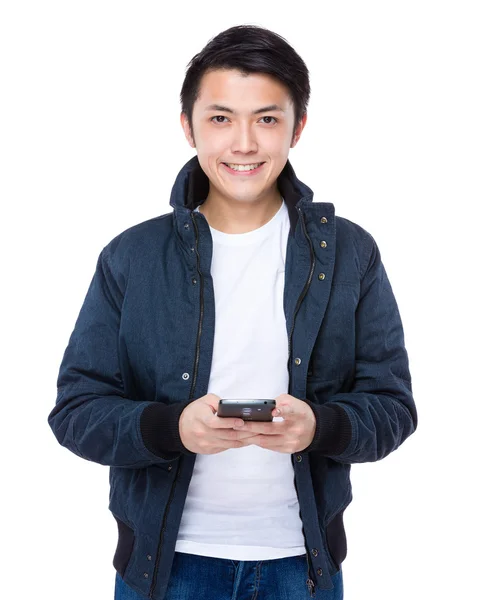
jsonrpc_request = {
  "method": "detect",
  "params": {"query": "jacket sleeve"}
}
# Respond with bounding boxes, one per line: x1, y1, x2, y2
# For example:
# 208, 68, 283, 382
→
47, 247, 195, 468
303, 236, 418, 462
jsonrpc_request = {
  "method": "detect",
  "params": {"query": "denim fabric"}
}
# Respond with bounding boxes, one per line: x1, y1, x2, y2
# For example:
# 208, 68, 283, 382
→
114, 553, 344, 600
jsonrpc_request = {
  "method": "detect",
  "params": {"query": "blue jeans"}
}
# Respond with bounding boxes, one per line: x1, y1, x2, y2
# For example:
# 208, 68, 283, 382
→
114, 551, 344, 599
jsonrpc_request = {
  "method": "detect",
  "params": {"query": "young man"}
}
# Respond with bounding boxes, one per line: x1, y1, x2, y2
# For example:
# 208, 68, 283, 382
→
48, 25, 417, 600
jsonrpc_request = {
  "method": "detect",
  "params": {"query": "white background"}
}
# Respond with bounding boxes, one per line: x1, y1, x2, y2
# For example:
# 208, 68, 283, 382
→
1, 1, 485, 599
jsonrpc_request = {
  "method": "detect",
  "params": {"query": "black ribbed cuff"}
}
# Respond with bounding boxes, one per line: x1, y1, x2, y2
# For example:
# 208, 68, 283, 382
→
301, 400, 353, 455
140, 399, 196, 460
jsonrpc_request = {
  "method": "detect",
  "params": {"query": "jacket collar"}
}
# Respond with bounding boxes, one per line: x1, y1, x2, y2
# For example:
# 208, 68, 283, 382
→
169, 155, 315, 235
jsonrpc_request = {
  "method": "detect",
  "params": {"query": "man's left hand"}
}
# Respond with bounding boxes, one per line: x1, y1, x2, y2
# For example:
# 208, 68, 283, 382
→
235, 394, 316, 453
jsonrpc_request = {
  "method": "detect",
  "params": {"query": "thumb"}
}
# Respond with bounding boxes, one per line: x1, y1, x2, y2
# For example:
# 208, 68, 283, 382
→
204, 393, 221, 414
272, 403, 291, 418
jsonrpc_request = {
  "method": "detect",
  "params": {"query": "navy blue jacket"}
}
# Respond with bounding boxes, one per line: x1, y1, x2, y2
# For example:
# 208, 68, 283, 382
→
48, 155, 417, 599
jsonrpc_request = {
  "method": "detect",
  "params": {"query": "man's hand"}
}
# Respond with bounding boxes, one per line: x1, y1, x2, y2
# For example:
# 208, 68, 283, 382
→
235, 394, 316, 453
179, 393, 260, 454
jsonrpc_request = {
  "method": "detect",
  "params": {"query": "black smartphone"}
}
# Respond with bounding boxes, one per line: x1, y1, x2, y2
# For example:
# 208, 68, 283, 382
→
217, 399, 276, 422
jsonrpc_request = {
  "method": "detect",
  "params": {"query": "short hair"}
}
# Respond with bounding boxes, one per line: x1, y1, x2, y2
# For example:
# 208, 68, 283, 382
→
180, 25, 311, 141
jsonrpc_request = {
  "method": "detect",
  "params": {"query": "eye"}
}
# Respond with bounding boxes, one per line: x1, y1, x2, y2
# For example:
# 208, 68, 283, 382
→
210, 115, 278, 125
260, 116, 278, 125
210, 115, 229, 124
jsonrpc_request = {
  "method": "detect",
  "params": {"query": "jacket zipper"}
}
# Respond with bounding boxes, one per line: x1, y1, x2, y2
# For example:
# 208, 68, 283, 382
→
287, 207, 316, 395
188, 212, 204, 401
149, 461, 181, 598
149, 213, 204, 598
305, 551, 317, 597
288, 207, 317, 597
293, 473, 317, 598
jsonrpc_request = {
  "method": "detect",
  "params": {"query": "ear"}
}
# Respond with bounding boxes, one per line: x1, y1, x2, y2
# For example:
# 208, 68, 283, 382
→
180, 111, 196, 148
290, 113, 308, 148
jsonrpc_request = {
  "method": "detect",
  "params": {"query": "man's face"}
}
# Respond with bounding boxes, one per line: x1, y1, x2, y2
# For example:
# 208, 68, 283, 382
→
181, 69, 306, 206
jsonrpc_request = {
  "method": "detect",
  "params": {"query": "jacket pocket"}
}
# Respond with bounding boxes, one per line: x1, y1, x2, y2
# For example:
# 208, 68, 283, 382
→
113, 514, 135, 578
325, 508, 347, 573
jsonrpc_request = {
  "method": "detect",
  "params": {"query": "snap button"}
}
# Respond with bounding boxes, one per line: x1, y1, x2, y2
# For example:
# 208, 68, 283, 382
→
147, 554, 152, 561
182, 373, 190, 380
320, 217, 327, 223
320, 241, 327, 248
143, 572, 149, 578
168, 465, 172, 471
184, 223, 189, 229
317, 568, 323, 576
190, 246, 194, 252
294, 357, 301, 365
296, 455, 302, 462
192, 277, 197, 285
312, 548, 319, 556
318, 273, 325, 280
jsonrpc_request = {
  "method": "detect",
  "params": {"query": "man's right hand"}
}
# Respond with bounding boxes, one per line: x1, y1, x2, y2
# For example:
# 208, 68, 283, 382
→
179, 393, 259, 454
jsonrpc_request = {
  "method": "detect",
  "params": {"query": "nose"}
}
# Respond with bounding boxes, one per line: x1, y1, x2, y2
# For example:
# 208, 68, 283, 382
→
230, 122, 258, 154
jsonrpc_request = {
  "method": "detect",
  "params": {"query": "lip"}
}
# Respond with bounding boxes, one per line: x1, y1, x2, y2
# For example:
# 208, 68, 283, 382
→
221, 162, 265, 176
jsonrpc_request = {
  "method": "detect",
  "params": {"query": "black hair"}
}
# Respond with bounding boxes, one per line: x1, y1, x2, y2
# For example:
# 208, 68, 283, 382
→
179, 25, 311, 142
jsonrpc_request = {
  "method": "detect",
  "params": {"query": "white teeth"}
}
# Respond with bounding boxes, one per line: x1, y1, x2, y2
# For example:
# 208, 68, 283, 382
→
225, 162, 263, 172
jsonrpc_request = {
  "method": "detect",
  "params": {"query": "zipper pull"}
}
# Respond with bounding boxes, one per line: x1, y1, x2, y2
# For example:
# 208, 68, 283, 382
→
306, 577, 316, 597
304, 547, 316, 597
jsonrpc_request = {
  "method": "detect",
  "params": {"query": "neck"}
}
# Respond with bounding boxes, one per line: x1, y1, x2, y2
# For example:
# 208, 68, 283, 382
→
198, 188, 283, 234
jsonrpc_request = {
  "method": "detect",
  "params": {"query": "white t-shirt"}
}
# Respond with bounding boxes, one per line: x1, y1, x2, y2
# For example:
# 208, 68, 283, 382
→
174, 197, 306, 560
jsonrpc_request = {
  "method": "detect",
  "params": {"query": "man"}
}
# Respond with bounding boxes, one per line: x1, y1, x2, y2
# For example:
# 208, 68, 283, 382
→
48, 24, 417, 600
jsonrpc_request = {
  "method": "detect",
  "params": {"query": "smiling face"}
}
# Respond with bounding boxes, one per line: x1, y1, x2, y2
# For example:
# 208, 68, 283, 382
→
180, 69, 306, 209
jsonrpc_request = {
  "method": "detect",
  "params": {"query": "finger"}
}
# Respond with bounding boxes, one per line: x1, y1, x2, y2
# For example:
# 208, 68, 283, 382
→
205, 414, 245, 429
240, 434, 287, 449
234, 421, 285, 435
215, 430, 260, 441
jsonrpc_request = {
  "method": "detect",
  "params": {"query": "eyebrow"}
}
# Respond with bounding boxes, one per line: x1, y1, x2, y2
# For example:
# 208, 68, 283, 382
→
204, 104, 285, 115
